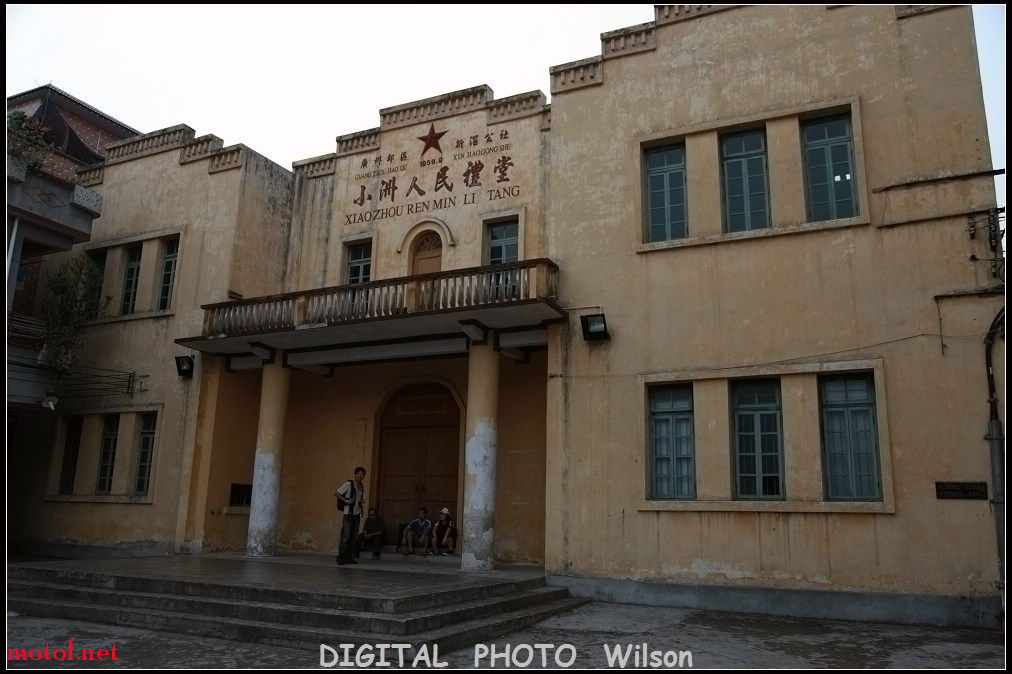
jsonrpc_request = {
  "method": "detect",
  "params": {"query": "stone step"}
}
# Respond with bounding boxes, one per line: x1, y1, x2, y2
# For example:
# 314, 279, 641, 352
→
8, 594, 587, 654
7, 564, 540, 614
7, 579, 570, 636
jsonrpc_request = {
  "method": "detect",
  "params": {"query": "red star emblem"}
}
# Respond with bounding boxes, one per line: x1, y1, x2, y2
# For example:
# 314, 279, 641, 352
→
417, 124, 448, 156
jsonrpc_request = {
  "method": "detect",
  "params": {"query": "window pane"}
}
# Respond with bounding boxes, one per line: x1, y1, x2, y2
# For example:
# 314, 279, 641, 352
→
733, 381, 782, 499
120, 245, 142, 315
821, 375, 880, 500
649, 386, 694, 499
158, 238, 179, 311
645, 145, 687, 242
804, 114, 857, 222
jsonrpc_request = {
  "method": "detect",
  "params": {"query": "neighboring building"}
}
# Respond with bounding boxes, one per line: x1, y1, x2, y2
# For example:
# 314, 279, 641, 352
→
7, 85, 138, 413
7, 5, 1004, 628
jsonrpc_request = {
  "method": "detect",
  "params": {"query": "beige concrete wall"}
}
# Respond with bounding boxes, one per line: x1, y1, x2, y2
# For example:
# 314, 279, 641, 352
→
231, 153, 294, 298
325, 100, 547, 287
285, 172, 336, 291
13, 138, 291, 552
544, 5, 1001, 597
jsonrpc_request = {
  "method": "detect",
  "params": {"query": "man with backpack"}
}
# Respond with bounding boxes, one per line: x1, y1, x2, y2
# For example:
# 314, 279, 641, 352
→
334, 466, 366, 565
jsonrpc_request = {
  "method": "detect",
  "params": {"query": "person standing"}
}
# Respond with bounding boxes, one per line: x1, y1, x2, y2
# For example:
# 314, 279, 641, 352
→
335, 466, 366, 565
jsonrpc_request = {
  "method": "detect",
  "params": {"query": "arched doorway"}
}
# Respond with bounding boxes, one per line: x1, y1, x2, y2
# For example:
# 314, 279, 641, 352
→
377, 383, 460, 546
411, 231, 443, 275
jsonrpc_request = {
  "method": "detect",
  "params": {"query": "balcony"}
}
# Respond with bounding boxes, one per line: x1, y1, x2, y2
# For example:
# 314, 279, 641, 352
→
177, 259, 562, 370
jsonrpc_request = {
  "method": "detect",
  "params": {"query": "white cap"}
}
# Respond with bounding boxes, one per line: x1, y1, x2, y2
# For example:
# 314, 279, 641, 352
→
441, 507, 450, 515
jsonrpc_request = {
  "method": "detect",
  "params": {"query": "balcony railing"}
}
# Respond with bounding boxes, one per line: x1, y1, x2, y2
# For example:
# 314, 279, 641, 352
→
202, 258, 559, 338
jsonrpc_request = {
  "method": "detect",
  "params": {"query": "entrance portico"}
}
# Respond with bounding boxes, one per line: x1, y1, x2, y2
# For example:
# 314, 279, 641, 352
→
178, 260, 560, 568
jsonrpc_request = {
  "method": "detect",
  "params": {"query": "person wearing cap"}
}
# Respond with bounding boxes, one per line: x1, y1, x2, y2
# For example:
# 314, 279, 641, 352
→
433, 507, 457, 555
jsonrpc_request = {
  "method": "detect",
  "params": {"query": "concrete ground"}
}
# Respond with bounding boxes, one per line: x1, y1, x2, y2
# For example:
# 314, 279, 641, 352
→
5, 551, 1005, 669
6, 603, 1003, 669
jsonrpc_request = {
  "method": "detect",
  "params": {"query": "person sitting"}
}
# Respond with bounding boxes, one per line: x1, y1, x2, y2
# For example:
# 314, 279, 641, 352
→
433, 507, 457, 555
355, 507, 385, 560
400, 507, 432, 555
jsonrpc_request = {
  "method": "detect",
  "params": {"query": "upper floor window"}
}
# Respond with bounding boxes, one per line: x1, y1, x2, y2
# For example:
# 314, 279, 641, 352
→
803, 114, 857, 222
487, 219, 518, 265
120, 245, 141, 315
732, 380, 783, 499
157, 237, 179, 311
821, 374, 881, 500
645, 145, 687, 242
648, 385, 696, 499
347, 242, 372, 284
722, 130, 770, 232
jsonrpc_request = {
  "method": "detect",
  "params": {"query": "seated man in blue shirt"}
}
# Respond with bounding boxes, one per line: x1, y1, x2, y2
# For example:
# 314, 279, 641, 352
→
400, 507, 432, 555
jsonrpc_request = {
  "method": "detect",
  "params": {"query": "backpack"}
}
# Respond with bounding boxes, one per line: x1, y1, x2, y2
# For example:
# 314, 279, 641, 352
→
336, 480, 354, 511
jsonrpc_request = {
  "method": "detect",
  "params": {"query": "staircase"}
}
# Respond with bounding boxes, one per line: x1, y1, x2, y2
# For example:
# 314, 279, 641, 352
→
7, 557, 586, 653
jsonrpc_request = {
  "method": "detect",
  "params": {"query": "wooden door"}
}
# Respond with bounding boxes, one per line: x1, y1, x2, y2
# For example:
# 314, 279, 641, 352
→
412, 231, 442, 274
377, 384, 459, 545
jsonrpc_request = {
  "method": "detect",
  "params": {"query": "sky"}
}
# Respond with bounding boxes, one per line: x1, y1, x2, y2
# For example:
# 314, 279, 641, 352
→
5, 4, 1006, 207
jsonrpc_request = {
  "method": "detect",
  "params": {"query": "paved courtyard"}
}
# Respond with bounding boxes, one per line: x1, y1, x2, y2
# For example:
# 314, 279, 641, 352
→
7, 603, 1004, 669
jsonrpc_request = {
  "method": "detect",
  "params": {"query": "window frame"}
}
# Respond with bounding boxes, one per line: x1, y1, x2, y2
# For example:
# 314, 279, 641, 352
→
346, 240, 372, 285
721, 128, 770, 232
96, 414, 119, 494
157, 237, 179, 311
133, 412, 157, 495
485, 217, 519, 266
119, 244, 142, 315
819, 373, 882, 501
802, 113, 858, 222
647, 384, 696, 500
643, 143, 688, 243
732, 379, 784, 500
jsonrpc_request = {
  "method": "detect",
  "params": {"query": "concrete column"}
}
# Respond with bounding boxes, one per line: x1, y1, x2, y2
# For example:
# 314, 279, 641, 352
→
767, 116, 807, 227
246, 360, 291, 557
461, 339, 500, 571
686, 130, 722, 237
111, 412, 141, 495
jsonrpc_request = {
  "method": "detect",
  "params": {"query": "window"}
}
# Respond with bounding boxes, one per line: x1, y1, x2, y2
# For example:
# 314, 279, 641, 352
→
821, 374, 881, 500
722, 130, 770, 232
347, 242, 371, 284
120, 244, 142, 315
229, 483, 253, 507
157, 238, 179, 311
58, 417, 83, 495
645, 145, 687, 242
134, 412, 157, 494
649, 385, 695, 499
803, 114, 857, 222
96, 414, 119, 494
487, 219, 518, 265
733, 380, 783, 499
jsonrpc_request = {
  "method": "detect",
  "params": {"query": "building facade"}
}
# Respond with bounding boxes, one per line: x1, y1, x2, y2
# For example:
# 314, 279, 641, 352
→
7, 5, 1004, 627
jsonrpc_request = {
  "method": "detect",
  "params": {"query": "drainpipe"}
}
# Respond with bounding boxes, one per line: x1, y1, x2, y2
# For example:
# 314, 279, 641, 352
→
984, 306, 1005, 602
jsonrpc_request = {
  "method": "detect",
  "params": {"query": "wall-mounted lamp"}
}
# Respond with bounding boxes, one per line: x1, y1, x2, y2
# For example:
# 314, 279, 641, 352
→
175, 355, 195, 378
580, 313, 610, 341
